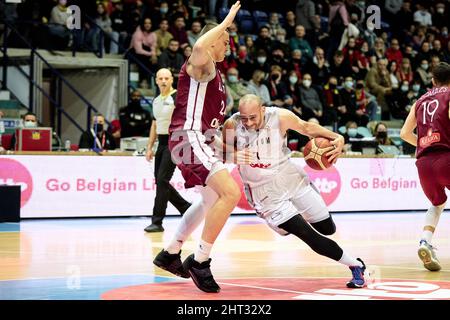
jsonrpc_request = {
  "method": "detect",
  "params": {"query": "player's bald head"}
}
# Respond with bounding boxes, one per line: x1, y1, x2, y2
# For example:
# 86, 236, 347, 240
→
239, 94, 263, 112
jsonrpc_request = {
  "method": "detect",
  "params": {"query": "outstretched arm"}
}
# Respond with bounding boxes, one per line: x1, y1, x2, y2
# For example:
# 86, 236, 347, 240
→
278, 108, 344, 163
400, 103, 417, 147
187, 1, 241, 81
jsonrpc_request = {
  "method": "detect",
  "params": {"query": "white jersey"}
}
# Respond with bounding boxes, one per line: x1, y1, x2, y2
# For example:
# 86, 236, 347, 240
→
231, 107, 297, 187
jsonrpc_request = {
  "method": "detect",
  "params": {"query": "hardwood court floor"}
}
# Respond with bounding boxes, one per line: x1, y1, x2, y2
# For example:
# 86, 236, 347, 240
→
1, 212, 450, 300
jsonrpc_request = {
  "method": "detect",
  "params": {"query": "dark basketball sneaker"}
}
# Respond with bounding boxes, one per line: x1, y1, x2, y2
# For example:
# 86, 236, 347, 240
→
183, 254, 220, 293
346, 258, 366, 288
153, 249, 190, 278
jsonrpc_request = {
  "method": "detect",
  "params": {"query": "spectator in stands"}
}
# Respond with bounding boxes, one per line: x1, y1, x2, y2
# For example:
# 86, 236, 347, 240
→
228, 22, 241, 56
444, 40, 450, 63
373, 37, 386, 61
386, 38, 403, 66
413, 3, 432, 27
373, 122, 393, 146
432, 2, 448, 30
355, 79, 379, 122
299, 73, 323, 122
321, 75, 341, 126
416, 41, 432, 65
118, 90, 152, 138
169, 15, 188, 48
327, 0, 349, 61
396, 58, 414, 84
295, 0, 317, 33
225, 68, 251, 113
342, 120, 364, 152
431, 40, 445, 61
79, 114, 117, 151
95, 3, 116, 54
269, 48, 289, 72
285, 10, 297, 39
273, 28, 290, 54
304, 47, 329, 86
391, 1, 414, 40
268, 13, 284, 40
430, 55, 442, 73
187, 20, 202, 47
150, 1, 171, 27
157, 39, 184, 84
110, 0, 129, 54
182, 45, 192, 59
255, 26, 274, 53
244, 35, 256, 59
388, 60, 400, 90
267, 65, 288, 107
236, 45, 254, 81
253, 49, 270, 74
155, 19, 173, 56
329, 50, 352, 82
129, 17, 157, 82
247, 70, 271, 106
287, 49, 305, 79
48, 0, 71, 50
289, 25, 313, 65
365, 58, 393, 119
415, 58, 433, 88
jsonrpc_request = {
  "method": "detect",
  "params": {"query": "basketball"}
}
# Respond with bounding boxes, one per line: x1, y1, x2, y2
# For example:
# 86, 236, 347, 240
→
303, 137, 333, 170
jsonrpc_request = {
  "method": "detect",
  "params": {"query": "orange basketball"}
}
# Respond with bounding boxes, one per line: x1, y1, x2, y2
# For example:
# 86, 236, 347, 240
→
303, 137, 333, 170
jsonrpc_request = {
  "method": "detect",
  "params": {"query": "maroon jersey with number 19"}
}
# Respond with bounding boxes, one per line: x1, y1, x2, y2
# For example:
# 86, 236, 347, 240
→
414, 86, 450, 206
415, 86, 450, 158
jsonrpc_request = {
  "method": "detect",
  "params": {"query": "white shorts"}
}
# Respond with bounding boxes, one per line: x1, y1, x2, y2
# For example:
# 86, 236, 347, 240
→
243, 162, 329, 235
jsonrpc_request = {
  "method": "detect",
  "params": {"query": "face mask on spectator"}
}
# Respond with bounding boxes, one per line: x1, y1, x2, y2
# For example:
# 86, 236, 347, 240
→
230, 31, 237, 37
228, 75, 238, 83
356, 83, 364, 90
160, 7, 168, 14
347, 128, 358, 138
257, 56, 267, 64
238, 51, 247, 59
302, 79, 311, 88
437, 8, 445, 14
401, 85, 409, 92
289, 76, 298, 84
421, 63, 429, 70
376, 131, 387, 139
59, 0, 67, 6
24, 121, 37, 128
442, 31, 448, 37
413, 84, 421, 92
271, 73, 280, 81
345, 80, 354, 89
94, 123, 104, 132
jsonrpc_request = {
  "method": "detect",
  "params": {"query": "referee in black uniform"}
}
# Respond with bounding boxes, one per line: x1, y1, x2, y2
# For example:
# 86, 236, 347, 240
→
144, 68, 191, 232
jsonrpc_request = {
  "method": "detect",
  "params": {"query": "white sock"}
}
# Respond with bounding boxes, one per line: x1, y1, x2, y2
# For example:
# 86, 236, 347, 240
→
166, 199, 205, 254
339, 252, 363, 267
166, 186, 218, 254
194, 239, 213, 263
420, 204, 445, 244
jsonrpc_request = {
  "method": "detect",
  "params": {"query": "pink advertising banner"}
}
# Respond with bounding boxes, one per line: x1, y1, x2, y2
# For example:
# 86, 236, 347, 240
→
0, 155, 448, 218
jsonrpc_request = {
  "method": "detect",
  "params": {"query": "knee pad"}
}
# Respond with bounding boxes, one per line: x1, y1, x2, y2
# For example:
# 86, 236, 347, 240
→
311, 217, 336, 235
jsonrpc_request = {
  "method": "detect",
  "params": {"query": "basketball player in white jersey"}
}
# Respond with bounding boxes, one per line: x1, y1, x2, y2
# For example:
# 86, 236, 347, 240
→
222, 94, 367, 288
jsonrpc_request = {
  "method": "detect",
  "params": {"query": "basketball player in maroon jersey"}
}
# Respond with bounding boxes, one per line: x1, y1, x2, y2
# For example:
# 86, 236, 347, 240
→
401, 62, 450, 271
153, 2, 242, 293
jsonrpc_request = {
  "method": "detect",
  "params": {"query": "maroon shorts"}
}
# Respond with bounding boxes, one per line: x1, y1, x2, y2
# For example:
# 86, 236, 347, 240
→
169, 130, 221, 189
416, 151, 450, 206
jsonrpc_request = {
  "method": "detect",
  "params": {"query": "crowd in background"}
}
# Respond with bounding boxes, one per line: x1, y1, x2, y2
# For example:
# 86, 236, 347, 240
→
1, 0, 449, 152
